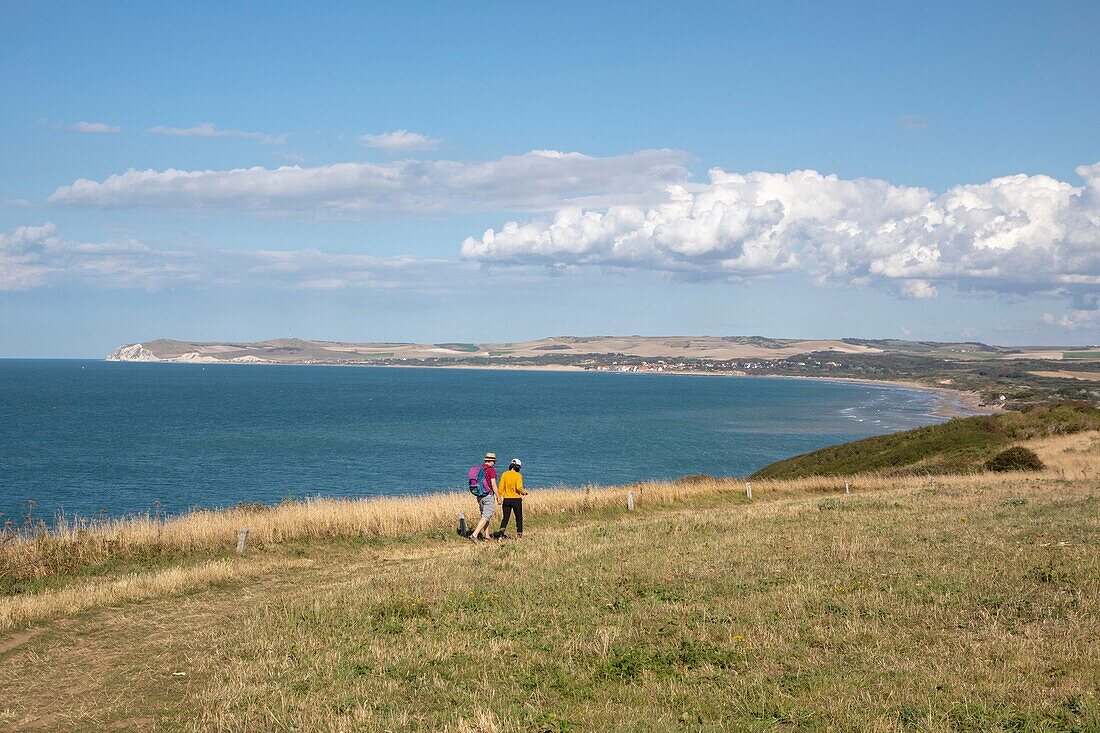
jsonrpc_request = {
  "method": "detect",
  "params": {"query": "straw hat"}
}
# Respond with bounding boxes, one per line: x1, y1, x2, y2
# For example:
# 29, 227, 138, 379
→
484, 452, 497, 462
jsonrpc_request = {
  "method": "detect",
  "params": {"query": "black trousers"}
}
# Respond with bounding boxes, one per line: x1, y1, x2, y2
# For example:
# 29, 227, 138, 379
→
500, 498, 523, 533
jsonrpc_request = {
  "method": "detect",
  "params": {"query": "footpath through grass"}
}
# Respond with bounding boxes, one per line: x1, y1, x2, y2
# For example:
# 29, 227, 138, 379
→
1, 462, 1097, 731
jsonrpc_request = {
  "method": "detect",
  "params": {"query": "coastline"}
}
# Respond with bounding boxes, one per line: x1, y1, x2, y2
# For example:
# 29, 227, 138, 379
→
420, 363, 993, 419
105, 356, 994, 419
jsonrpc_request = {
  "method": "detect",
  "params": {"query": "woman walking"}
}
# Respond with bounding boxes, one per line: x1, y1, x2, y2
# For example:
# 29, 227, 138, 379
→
498, 458, 527, 538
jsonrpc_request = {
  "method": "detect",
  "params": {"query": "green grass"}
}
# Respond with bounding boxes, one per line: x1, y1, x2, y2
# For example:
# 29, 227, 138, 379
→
1064, 351, 1100, 359
752, 402, 1100, 479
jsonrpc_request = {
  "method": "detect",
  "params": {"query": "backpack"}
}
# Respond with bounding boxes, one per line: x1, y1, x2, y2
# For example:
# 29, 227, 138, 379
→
468, 465, 491, 498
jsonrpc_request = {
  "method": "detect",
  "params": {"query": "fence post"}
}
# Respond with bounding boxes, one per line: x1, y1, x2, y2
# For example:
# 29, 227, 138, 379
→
745, 481, 752, 500
844, 480, 850, 495
627, 492, 635, 511
236, 528, 250, 554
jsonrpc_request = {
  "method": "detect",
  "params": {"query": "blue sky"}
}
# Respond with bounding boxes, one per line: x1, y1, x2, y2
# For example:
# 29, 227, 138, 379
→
1, 1, 1098, 356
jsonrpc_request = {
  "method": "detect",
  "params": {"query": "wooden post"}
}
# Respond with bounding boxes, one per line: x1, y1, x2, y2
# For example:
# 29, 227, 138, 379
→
627, 492, 635, 511
745, 481, 752, 500
458, 512, 467, 537
844, 480, 850, 495
236, 528, 249, 554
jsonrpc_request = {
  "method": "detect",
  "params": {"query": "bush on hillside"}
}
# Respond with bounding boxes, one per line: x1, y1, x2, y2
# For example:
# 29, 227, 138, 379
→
984, 447, 1045, 472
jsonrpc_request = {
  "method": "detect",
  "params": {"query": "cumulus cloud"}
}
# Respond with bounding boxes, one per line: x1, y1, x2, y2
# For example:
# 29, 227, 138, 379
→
0, 222, 464, 292
48, 149, 690, 216
67, 121, 121, 134
461, 163, 1100, 304
359, 129, 440, 151
900, 279, 937, 299
147, 123, 286, 145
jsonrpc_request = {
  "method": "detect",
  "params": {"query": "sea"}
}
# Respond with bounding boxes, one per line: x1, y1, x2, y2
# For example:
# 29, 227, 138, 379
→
0, 359, 960, 522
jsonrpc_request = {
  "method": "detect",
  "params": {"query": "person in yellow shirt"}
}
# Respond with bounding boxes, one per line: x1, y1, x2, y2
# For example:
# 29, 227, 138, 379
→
497, 458, 528, 538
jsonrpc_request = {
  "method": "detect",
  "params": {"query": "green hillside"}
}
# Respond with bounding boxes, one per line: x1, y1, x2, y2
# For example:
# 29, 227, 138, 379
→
752, 402, 1100, 479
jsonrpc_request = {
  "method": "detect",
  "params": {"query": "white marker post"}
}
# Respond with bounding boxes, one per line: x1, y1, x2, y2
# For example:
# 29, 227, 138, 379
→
627, 491, 635, 511
745, 481, 752, 500
236, 528, 249, 554
845, 480, 850, 495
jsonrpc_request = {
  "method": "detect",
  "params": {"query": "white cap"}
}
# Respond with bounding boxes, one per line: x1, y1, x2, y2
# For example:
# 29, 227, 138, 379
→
510, 458, 522, 467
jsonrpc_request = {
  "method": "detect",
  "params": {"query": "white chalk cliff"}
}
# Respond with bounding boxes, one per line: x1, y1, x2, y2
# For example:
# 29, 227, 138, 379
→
107, 343, 161, 362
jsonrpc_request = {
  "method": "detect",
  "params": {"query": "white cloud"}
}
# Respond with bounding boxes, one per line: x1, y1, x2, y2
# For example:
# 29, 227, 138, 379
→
900, 279, 937, 299
147, 123, 286, 145
358, 129, 440, 151
48, 149, 690, 216
461, 163, 1100, 304
5, 199, 32, 208
0, 222, 198, 291
67, 121, 121, 134
0, 222, 465, 292
1043, 310, 1099, 331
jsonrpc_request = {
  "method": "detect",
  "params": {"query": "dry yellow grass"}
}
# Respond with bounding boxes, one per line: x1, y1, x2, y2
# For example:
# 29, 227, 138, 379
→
0, 557, 311, 631
1029, 430, 1100, 477
3, 480, 739, 584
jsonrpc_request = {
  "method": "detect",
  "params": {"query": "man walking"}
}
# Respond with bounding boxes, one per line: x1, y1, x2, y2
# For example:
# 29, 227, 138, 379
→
467, 452, 499, 542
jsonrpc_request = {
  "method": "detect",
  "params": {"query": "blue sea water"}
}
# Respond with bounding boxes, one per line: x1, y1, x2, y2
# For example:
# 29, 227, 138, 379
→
0, 360, 953, 522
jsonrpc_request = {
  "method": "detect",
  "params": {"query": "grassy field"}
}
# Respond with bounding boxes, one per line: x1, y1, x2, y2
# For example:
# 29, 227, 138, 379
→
0, 433, 1097, 731
752, 403, 1100, 480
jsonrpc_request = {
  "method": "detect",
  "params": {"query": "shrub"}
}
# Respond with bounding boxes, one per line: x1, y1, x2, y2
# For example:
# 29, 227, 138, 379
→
985, 447, 1045, 472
